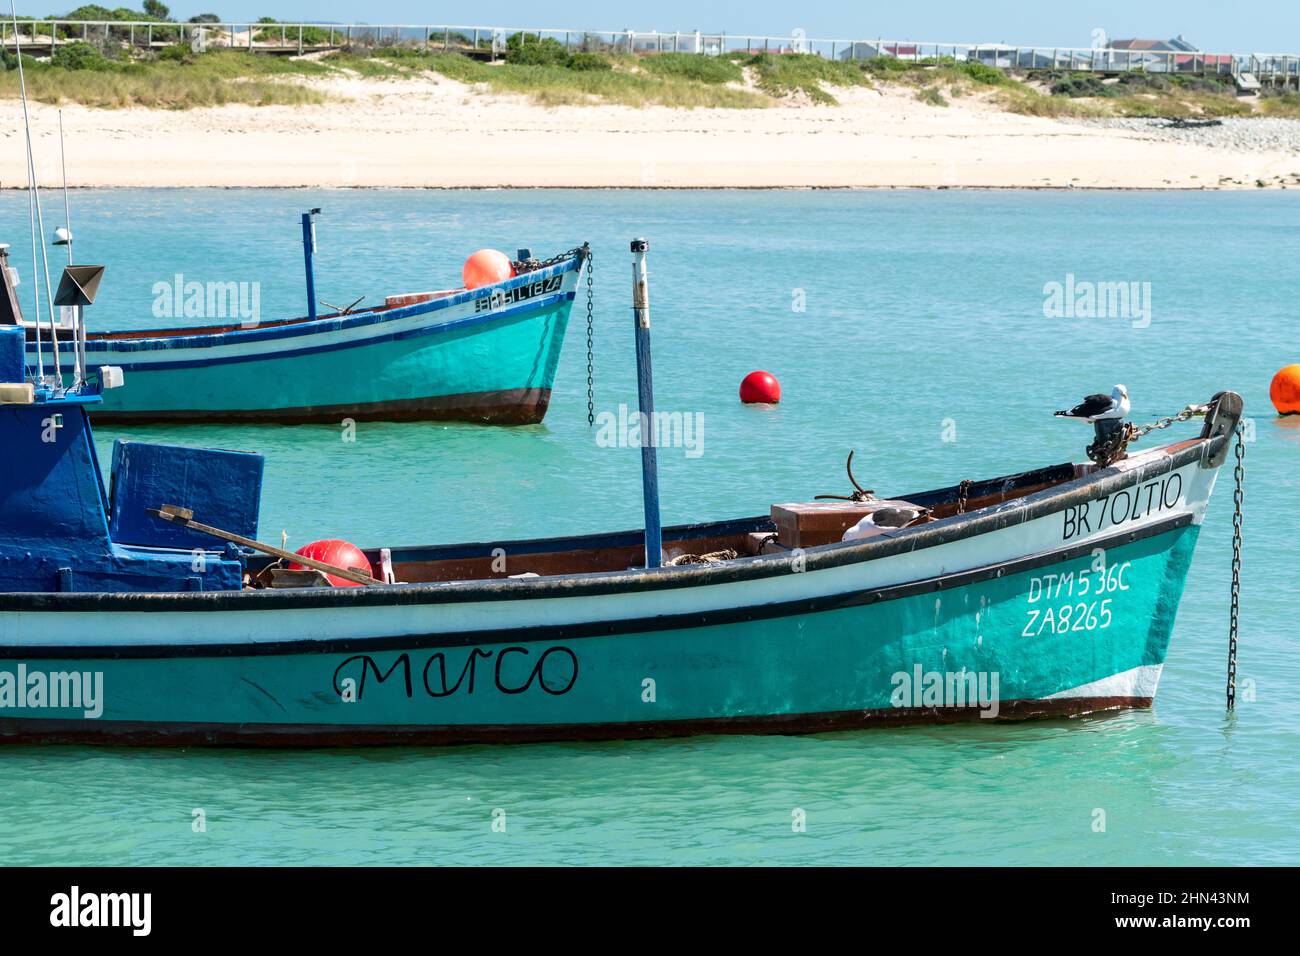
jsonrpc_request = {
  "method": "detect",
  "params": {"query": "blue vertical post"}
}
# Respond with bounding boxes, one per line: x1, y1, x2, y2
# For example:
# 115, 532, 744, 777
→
301, 209, 320, 322
630, 238, 662, 569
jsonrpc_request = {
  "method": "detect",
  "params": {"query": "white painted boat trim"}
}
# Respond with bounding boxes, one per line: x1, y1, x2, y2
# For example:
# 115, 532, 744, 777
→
0, 452, 1215, 648
1044, 663, 1164, 701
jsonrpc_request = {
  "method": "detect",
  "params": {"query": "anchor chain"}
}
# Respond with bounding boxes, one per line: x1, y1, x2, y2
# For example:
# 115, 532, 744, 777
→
1227, 422, 1244, 711
1088, 402, 1213, 467
585, 247, 595, 427
1126, 402, 1211, 443
955, 478, 973, 515
1121, 400, 1243, 710
512, 244, 594, 425
512, 245, 583, 272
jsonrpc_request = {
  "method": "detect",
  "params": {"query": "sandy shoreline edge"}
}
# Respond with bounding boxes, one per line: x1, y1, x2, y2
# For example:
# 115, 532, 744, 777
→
3, 75, 1298, 190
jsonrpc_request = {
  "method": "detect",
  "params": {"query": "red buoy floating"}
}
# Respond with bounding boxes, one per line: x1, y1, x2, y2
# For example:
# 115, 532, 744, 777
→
288, 539, 371, 588
1270, 364, 1300, 415
462, 249, 516, 290
739, 370, 781, 404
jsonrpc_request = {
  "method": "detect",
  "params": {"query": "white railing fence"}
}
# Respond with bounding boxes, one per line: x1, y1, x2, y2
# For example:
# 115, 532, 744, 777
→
2, 21, 1297, 81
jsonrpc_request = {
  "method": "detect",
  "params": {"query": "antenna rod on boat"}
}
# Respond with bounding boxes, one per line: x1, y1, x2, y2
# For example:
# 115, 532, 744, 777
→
56, 109, 85, 387
25, 160, 43, 383
58, 114, 72, 266
9, 2, 63, 387
8, 6, 42, 383
630, 238, 663, 569
301, 209, 320, 322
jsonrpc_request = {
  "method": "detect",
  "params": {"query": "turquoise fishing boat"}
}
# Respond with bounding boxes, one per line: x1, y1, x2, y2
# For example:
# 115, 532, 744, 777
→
0, 317, 1245, 744
1, 234, 591, 425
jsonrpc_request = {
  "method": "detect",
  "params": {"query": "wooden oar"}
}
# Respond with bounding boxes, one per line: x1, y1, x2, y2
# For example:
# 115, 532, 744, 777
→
148, 505, 381, 586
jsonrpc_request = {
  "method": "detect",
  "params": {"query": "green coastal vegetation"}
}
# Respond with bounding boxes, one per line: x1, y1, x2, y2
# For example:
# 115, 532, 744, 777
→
1, 5, 1297, 117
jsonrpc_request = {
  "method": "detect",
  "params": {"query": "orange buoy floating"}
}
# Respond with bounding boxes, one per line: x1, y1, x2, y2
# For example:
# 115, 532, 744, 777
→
462, 249, 516, 290
1270, 364, 1300, 415
739, 370, 781, 404
289, 539, 370, 588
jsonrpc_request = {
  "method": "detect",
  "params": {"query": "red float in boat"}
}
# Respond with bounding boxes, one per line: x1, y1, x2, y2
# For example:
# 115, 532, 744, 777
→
462, 249, 516, 290
289, 539, 371, 588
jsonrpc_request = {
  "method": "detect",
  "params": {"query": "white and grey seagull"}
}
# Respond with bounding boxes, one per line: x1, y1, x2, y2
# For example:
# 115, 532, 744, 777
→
1055, 384, 1130, 422
842, 506, 932, 541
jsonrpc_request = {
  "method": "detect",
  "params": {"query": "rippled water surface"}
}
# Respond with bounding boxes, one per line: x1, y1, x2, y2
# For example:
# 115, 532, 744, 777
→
1, 189, 1296, 865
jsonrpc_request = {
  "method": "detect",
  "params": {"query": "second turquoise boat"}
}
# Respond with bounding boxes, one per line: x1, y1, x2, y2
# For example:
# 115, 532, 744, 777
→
3, 243, 589, 425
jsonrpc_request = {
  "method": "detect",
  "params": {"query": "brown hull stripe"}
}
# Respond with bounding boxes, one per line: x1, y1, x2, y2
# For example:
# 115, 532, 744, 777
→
89, 388, 552, 426
0, 696, 1152, 748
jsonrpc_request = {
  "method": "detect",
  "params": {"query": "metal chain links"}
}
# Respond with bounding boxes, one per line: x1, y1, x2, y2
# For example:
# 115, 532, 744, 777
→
512, 245, 584, 272
1085, 402, 1215, 467
511, 245, 594, 425
1126, 402, 1211, 442
1227, 422, 1244, 711
1116, 401, 1243, 711
585, 247, 595, 427
955, 478, 973, 515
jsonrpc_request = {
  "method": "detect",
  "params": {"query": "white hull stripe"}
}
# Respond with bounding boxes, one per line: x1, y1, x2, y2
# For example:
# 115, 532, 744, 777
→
1044, 664, 1164, 701
24, 261, 582, 365
82, 293, 573, 374
0, 448, 1220, 647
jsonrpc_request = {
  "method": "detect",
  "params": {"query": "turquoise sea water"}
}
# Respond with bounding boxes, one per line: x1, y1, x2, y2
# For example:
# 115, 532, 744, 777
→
0, 188, 1297, 866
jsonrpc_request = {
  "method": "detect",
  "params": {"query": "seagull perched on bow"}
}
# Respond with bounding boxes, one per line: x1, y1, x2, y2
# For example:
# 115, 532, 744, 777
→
1055, 384, 1130, 422
842, 506, 931, 542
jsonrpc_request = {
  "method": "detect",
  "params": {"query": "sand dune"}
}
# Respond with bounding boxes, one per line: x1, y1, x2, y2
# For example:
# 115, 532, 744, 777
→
2, 73, 1297, 189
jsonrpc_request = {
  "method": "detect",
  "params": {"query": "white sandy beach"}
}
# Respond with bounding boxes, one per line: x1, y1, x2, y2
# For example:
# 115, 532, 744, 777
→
2, 72, 1299, 190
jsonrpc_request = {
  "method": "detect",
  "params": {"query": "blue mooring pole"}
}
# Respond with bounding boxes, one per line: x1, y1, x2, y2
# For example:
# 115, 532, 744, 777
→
631, 238, 662, 569
301, 208, 320, 322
